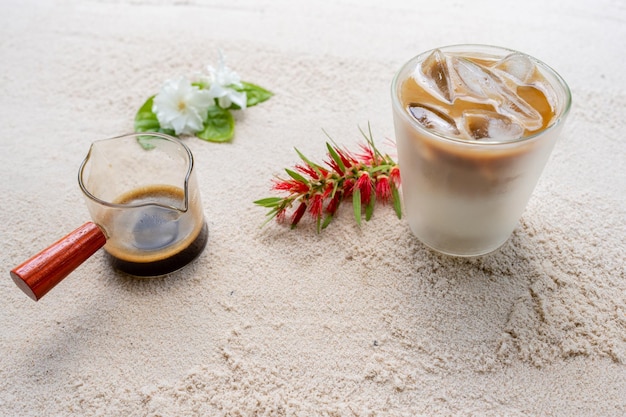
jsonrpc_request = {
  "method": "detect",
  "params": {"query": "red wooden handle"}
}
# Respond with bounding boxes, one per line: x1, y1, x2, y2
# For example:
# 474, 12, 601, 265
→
10, 222, 107, 301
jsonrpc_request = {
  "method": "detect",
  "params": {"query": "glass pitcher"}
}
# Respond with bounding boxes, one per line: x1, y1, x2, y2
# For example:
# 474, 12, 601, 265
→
11, 132, 208, 300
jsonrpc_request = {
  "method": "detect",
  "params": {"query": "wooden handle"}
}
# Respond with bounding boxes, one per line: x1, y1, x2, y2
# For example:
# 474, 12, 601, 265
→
10, 222, 107, 301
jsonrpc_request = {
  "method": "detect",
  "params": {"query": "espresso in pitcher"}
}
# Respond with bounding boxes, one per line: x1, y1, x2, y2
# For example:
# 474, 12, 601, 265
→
103, 184, 208, 276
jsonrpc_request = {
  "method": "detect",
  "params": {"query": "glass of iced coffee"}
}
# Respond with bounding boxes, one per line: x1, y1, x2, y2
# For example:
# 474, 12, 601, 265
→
391, 45, 571, 256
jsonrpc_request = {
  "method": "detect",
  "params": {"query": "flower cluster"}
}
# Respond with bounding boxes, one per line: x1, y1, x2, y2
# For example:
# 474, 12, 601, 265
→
134, 51, 272, 143
255, 126, 402, 231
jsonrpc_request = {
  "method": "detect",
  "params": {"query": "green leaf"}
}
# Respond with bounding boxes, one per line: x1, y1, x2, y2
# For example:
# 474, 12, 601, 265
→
254, 197, 283, 207
369, 165, 393, 174
365, 193, 375, 221
294, 148, 324, 176
133, 96, 176, 149
192, 81, 209, 89
197, 105, 235, 142
358, 122, 384, 160
321, 213, 334, 230
233, 81, 273, 108
259, 207, 280, 228
352, 188, 362, 226
391, 183, 402, 219
285, 168, 308, 184
134, 96, 175, 135
134, 96, 159, 133
326, 142, 346, 172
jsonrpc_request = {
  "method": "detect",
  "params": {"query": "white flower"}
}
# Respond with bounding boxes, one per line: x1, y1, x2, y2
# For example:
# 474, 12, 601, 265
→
152, 76, 212, 135
205, 51, 247, 110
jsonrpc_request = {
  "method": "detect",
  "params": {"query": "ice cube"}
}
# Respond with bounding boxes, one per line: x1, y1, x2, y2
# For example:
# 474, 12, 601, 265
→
494, 53, 536, 83
450, 55, 543, 131
449, 56, 501, 99
418, 49, 454, 104
408, 103, 460, 136
497, 90, 544, 131
513, 78, 558, 123
461, 110, 524, 142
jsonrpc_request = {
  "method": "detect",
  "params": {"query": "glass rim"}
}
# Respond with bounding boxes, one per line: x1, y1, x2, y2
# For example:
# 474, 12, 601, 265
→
391, 43, 572, 147
78, 132, 194, 212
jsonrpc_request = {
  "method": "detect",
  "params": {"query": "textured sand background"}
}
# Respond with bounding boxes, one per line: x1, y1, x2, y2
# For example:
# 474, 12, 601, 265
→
1, 0, 625, 415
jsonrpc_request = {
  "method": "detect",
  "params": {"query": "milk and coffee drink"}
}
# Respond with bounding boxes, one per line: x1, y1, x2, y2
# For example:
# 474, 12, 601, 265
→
392, 45, 571, 256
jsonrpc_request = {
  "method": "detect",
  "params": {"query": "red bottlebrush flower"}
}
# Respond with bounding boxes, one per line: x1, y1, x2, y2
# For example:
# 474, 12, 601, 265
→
325, 193, 341, 215
375, 175, 392, 203
326, 156, 344, 175
295, 163, 319, 180
389, 165, 401, 187
323, 183, 334, 199
290, 201, 307, 227
356, 172, 373, 205
343, 178, 355, 198
357, 143, 377, 165
254, 125, 402, 231
308, 194, 324, 218
276, 208, 287, 224
335, 147, 356, 169
272, 178, 309, 194
295, 163, 329, 179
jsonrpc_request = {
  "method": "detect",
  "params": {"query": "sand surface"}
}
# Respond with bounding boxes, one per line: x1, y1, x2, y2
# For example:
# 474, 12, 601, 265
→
1, 0, 625, 415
